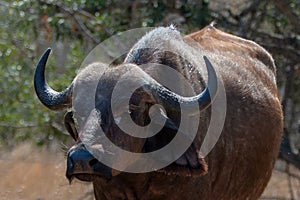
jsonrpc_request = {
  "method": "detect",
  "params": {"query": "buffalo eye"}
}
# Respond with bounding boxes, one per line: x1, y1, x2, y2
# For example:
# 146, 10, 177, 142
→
64, 111, 79, 141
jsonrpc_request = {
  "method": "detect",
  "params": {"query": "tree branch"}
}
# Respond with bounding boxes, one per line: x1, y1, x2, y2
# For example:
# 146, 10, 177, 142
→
212, 10, 300, 64
272, 0, 300, 35
280, 132, 300, 170
38, 0, 101, 44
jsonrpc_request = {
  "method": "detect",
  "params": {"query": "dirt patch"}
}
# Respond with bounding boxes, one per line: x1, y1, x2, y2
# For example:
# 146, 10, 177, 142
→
261, 159, 300, 199
0, 143, 93, 200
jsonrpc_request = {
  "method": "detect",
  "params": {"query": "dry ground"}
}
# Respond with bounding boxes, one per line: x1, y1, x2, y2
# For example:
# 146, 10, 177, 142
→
0, 143, 94, 200
0, 143, 299, 200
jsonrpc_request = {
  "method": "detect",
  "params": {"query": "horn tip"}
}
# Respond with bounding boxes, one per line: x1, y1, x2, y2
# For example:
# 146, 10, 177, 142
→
45, 48, 52, 55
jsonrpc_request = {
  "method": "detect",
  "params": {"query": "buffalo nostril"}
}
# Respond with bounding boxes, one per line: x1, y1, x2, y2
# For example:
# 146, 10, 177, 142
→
89, 158, 99, 167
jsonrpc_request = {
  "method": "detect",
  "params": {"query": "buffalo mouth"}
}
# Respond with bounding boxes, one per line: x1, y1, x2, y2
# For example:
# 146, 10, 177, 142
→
66, 168, 112, 183
66, 167, 116, 183
66, 148, 113, 183
66, 172, 106, 183
67, 173, 98, 183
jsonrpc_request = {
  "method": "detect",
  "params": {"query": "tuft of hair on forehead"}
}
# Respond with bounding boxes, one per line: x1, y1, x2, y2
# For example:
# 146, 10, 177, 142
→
133, 26, 183, 50
169, 24, 177, 30
209, 21, 216, 27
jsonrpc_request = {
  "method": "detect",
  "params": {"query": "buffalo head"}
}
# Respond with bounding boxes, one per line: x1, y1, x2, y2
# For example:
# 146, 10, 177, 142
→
34, 47, 218, 182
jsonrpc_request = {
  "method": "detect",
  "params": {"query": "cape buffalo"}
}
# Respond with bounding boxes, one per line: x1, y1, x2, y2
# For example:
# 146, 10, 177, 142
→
34, 24, 283, 199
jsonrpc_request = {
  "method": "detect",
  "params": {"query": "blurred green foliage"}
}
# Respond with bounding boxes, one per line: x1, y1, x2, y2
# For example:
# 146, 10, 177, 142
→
0, 0, 211, 148
0, 0, 299, 149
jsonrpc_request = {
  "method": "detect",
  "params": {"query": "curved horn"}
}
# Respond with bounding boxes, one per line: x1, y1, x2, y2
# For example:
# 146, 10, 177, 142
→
34, 48, 73, 110
148, 56, 218, 113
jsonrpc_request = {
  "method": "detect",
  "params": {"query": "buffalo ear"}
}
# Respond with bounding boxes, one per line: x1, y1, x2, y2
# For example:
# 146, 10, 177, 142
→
64, 111, 79, 141
176, 143, 208, 176
151, 109, 208, 176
